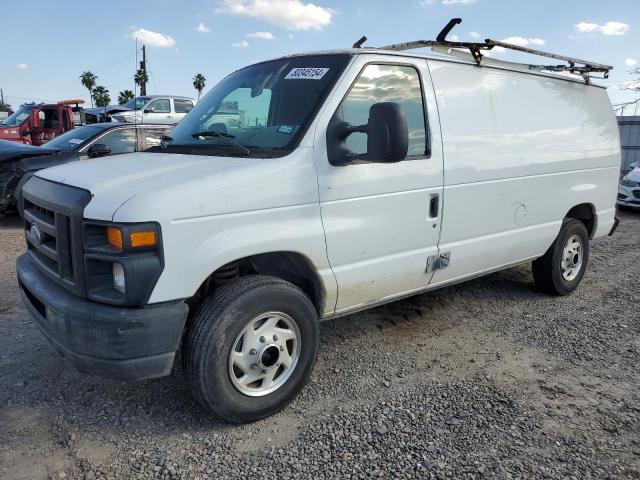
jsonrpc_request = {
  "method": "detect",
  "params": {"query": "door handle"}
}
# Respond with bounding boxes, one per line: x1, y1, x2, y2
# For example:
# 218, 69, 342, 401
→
429, 193, 439, 219
166, 115, 173, 118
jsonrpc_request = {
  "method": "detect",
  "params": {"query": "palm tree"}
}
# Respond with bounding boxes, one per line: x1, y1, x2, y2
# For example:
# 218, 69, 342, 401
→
193, 73, 206, 101
118, 90, 135, 105
134, 69, 149, 96
80, 71, 98, 107
92, 86, 111, 107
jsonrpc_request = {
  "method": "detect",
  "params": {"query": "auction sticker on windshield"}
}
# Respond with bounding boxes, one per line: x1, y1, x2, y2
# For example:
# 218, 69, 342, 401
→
285, 68, 329, 80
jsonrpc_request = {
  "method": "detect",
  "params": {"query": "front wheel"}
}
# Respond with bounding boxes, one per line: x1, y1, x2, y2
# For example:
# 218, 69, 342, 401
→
532, 218, 589, 295
183, 275, 319, 423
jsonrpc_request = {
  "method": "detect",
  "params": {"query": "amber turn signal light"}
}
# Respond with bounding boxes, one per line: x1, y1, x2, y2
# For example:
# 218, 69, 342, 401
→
130, 231, 157, 248
107, 227, 123, 251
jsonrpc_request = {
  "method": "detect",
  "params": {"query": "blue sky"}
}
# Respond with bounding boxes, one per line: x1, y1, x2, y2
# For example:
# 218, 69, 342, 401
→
1, 0, 638, 111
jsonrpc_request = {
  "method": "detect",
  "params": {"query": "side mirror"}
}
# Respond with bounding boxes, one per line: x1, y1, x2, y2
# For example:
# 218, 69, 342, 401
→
327, 102, 408, 165
366, 102, 408, 162
144, 106, 155, 113
87, 143, 111, 158
29, 110, 42, 129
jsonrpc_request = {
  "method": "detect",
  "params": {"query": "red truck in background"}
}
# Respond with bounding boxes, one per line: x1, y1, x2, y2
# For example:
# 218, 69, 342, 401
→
0, 100, 85, 145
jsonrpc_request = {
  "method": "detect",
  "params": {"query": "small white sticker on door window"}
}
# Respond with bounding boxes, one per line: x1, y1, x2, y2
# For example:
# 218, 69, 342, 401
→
285, 67, 329, 80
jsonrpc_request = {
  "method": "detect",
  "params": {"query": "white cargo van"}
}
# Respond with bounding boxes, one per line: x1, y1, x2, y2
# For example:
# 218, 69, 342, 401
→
17, 21, 620, 423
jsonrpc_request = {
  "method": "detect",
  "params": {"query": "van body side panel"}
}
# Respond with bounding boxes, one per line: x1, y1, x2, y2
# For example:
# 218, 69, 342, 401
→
428, 60, 620, 284
109, 148, 337, 312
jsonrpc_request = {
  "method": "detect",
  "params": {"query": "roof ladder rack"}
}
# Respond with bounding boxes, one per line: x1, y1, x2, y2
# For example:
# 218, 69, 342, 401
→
354, 18, 612, 83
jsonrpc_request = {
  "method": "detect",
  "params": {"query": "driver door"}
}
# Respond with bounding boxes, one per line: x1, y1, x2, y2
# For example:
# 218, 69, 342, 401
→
314, 56, 444, 315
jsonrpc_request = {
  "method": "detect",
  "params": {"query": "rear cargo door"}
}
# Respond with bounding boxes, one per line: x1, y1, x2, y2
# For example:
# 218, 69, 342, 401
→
314, 55, 444, 315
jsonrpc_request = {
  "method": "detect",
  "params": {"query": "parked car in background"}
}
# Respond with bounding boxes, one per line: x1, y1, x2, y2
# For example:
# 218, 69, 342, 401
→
0, 100, 85, 145
617, 165, 640, 209
0, 123, 171, 215
104, 95, 195, 125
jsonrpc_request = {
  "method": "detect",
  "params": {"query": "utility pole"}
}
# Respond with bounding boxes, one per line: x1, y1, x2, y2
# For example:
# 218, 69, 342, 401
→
0, 88, 4, 105
139, 45, 147, 96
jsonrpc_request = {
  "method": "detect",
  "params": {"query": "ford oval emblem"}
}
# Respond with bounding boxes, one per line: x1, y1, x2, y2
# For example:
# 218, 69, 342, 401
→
29, 224, 43, 246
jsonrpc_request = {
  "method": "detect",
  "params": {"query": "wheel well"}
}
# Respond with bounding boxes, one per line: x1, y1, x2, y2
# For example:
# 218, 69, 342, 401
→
188, 252, 324, 316
565, 203, 595, 238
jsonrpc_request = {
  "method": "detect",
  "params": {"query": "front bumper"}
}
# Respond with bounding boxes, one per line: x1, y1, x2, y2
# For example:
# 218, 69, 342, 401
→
617, 185, 640, 208
17, 253, 189, 381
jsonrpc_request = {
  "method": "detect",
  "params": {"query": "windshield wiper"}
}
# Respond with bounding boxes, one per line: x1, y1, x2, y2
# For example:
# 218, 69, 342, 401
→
190, 130, 251, 156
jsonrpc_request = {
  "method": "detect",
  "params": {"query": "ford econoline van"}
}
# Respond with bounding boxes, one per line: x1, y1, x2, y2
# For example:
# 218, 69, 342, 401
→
16, 28, 620, 423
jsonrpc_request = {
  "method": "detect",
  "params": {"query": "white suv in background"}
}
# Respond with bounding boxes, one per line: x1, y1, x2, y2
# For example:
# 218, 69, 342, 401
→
617, 165, 640, 209
110, 96, 195, 125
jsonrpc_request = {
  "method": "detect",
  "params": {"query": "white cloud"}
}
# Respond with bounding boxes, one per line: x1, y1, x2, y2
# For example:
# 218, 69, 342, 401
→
247, 31, 275, 40
17, 63, 29, 69
216, 0, 332, 30
449, 34, 459, 41
599, 21, 630, 36
196, 22, 210, 33
130, 28, 176, 47
231, 40, 250, 47
469, 31, 480, 38
575, 21, 629, 36
575, 22, 599, 33
487, 36, 546, 56
500, 36, 546, 47
442, 0, 476, 4
623, 80, 640, 91
626, 58, 638, 66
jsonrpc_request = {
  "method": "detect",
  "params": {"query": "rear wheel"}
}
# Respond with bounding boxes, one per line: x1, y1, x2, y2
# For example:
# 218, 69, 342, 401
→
183, 275, 319, 423
532, 218, 589, 295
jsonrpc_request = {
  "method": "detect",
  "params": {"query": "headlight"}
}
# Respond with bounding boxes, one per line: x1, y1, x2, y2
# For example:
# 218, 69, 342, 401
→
621, 177, 639, 188
83, 222, 163, 306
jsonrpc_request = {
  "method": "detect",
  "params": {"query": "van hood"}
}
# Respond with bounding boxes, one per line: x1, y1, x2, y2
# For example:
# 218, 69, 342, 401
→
36, 152, 258, 220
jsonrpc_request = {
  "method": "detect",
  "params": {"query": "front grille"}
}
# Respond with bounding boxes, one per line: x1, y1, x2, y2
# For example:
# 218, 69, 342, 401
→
22, 177, 91, 297
24, 198, 75, 288
633, 190, 640, 199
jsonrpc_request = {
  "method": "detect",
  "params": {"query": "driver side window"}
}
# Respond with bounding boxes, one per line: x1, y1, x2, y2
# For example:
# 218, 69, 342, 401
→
334, 64, 427, 158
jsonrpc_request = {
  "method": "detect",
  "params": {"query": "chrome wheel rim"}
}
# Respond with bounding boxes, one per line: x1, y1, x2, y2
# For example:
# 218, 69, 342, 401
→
228, 312, 301, 397
561, 234, 583, 281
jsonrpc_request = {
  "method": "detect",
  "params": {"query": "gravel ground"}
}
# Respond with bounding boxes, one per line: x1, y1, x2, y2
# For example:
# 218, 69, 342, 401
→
1, 210, 639, 480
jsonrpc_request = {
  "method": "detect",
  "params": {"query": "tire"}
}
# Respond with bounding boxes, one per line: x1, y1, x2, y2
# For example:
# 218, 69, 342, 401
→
183, 275, 319, 423
532, 218, 589, 296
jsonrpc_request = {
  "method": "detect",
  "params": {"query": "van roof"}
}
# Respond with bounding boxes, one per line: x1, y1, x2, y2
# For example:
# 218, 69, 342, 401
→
267, 49, 608, 89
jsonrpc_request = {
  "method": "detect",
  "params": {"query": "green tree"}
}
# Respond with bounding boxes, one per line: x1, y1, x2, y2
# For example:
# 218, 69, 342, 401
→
118, 89, 135, 105
0, 100, 12, 112
134, 69, 149, 95
92, 86, 111, 107
192, 73, 206, 101
80, 71, 98, 107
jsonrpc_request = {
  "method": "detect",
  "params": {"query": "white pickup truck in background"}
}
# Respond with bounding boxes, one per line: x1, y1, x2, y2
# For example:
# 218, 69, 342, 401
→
16, 24, 620, 423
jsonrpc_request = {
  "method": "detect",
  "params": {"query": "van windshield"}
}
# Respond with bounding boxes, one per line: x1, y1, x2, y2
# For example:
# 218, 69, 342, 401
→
163, 54, 351, 157
1, 105, 34, 127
